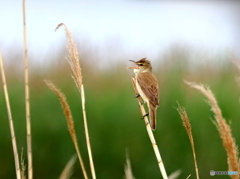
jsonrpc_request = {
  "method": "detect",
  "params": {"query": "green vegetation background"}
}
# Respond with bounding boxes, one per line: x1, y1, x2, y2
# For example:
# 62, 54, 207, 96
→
0, 46, 239, 179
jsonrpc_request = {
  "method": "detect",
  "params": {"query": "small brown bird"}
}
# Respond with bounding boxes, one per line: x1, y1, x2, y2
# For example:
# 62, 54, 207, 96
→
128, 58, 159, 130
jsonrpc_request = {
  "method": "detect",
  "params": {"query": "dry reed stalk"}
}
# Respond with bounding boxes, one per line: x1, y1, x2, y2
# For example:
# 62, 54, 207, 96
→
185, 81, 240, 178
0, 53, 21, 179
59, 154, 77, 179
55, 23, 96, 179
45, 80, 88, 179
176, 103, 199, 179
22, 1, 33, 178
131, 77, 168, 179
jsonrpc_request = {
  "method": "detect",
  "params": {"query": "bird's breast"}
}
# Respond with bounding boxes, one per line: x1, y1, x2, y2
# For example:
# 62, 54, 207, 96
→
135, 78, 148, 104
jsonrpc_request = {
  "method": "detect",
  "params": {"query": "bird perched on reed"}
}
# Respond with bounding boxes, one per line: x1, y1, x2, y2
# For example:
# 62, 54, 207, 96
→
128, 58, 159, 130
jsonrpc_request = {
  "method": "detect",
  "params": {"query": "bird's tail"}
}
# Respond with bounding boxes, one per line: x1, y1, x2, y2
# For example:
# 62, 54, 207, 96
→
149, 103, 157, 130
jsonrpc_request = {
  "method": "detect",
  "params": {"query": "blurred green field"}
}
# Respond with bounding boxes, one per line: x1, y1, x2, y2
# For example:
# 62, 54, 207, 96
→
0, 47, 240, 179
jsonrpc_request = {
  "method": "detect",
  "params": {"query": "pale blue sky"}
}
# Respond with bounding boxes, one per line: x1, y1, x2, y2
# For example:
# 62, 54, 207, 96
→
0, 0, 240, 65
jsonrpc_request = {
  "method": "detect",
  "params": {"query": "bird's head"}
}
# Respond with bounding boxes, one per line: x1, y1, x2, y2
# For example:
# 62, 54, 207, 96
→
128, 58, 152, 73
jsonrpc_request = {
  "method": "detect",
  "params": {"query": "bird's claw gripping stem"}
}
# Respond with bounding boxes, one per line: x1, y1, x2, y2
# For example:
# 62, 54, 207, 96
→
142, 112, 149, 119
135, 94, 140, 98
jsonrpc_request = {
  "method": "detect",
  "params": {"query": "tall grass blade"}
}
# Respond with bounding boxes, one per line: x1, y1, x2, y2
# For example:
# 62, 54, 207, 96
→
176, 102, 199, 179
0, 53, 21, 179
45, 80, 88, 179
55, 23, 96, 179
22, 1, 32, 178
185, 81, 239, 178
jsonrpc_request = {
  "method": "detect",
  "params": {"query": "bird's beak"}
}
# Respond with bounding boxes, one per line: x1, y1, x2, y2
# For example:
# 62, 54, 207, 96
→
127, 60, 139, 69
129, 60, 136, 63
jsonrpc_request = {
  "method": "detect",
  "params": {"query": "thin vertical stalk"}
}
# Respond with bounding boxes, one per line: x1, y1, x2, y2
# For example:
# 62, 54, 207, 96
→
81, 84, 96, 179
55, 23, 96, 179
176, 103, 199, 179
45, 80, 88, 179
131, 77, 168, 179
22, 1, 32, 179
0, 53, 21, 179
185, 81, 239, 178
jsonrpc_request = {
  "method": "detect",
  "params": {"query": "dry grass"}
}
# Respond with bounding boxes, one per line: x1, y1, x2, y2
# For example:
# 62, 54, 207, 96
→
55, 23, 96, 179
185, 81, 239, 178
0, 52, 21, 179
45, 80, 88, 179
55, 23, 82, 90
22, 1, 32, 178
176, 102, 199, 179
20, 149, 26, 179
131, 77, 168, 179
59, 154, 77, 179
168, 170, 181, 179
124, 153, 135, 179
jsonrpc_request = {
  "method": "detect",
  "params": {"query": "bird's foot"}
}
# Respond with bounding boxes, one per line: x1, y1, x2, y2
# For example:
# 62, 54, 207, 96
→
141, 112, 149, 119
135, 94, 140, 98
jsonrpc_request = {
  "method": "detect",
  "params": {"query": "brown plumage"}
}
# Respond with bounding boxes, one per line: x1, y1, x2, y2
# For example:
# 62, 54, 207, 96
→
128, 58, 159, 130
137, 72, 159, 106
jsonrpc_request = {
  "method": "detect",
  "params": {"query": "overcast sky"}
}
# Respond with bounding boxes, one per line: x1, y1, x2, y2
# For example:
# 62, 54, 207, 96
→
0, 0, 240, 64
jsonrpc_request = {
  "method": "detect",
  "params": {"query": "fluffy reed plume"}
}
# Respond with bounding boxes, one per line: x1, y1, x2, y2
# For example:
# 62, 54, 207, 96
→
22, 1, 33, 178
55, 23, 82, 91
55, 23, 96, 179
131, 77, 168, 179
45, 80, 88, 179
0, 53, 21, 179
185, 81, 240, 178
176, 102, 199, 179
124, 152, 135, 179
59, 154, 77, 179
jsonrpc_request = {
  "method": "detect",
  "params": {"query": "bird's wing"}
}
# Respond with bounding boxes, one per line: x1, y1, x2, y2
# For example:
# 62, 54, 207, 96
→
137, 72, 159, 107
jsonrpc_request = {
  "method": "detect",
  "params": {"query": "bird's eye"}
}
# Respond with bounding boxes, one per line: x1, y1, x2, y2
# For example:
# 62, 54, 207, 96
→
139, 64, 143, 66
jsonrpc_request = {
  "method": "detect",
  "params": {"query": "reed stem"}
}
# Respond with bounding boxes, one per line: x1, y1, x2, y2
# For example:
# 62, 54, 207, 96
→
22, 1, 33, 178
131, 77, 168, 179
0, 53, 21, 179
